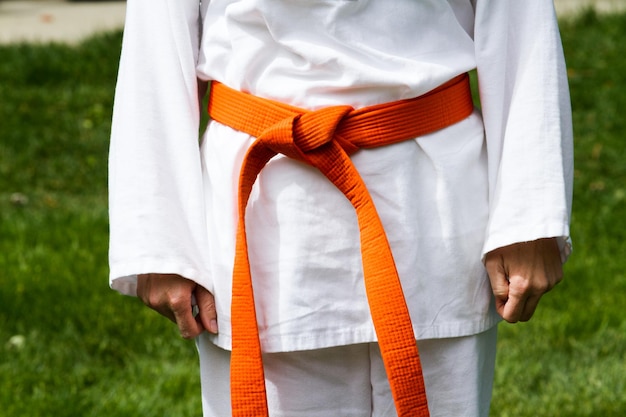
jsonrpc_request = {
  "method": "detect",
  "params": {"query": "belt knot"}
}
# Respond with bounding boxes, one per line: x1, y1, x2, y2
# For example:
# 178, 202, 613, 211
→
257, 105, 354, 163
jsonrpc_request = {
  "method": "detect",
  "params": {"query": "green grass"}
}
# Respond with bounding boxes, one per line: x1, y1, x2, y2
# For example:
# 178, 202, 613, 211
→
0, 33, 202, 416
490, 9, 626, 416
1, 9, 625, 416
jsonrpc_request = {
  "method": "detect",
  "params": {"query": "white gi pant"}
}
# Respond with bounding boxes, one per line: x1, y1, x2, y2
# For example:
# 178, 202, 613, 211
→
196, 326, 497, 417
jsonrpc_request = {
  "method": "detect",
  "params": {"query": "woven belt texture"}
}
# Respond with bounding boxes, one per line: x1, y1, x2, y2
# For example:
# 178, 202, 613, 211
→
208, 73, 473, 417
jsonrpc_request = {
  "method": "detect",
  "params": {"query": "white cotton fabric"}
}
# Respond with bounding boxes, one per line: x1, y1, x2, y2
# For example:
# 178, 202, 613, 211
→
196, 328, 497, 417
109, 0, 573, 352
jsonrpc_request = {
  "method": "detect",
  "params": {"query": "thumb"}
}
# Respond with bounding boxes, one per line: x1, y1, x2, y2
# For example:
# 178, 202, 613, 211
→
485, 252, 509, 318
195, 286, 218, 334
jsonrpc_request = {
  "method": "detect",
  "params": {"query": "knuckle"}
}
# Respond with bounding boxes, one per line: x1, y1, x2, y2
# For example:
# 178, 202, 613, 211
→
142, 292, 161, 309
509, 278, 531, 296
534, 280, 550, 294
168, 293, 189, 313
510, 277, 552, 296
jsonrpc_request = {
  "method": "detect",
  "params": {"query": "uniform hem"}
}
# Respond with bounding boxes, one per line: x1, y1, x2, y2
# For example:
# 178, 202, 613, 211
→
109, 259, 213, 296
206, 314, 502, 353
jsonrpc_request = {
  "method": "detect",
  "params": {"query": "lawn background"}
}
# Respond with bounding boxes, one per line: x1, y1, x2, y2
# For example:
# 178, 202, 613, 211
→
1, 9, 625, 417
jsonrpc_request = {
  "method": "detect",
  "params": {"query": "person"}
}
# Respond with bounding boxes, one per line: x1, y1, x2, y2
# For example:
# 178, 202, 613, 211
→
108, 0, 573, 416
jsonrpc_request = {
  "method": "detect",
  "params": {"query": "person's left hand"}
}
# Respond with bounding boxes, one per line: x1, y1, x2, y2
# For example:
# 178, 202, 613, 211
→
485, 237, 563, 323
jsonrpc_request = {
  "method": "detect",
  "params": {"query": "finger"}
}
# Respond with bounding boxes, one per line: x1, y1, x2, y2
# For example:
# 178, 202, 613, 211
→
170, 292, 204, 339
520, 293, 543, 322
196, 286, 219, 334
500, 292, 526, 323
493, 283, 510, 320
484, 256, 510, 319
502, 274, 532, 323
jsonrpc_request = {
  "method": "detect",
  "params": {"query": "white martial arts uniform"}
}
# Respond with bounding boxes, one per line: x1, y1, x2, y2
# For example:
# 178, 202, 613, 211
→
108, 0, 573, 414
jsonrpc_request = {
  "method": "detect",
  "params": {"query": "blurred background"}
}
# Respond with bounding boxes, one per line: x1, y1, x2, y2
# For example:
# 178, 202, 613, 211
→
1, 1, 625, 416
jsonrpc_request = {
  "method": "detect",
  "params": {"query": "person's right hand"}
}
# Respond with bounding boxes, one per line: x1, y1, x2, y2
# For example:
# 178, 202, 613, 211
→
137, 273, 218, 339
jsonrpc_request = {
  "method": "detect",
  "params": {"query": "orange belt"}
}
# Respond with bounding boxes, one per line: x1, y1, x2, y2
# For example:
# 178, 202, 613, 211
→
208, 73, 473, 417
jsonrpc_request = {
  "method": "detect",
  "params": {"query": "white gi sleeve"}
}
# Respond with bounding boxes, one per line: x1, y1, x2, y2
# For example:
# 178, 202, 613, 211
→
108, 0, 212, 295
474, 0, 574, 261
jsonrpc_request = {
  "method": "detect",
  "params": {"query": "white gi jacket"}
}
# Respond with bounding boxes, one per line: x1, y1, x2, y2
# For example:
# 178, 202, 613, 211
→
109, 0, 573, 352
